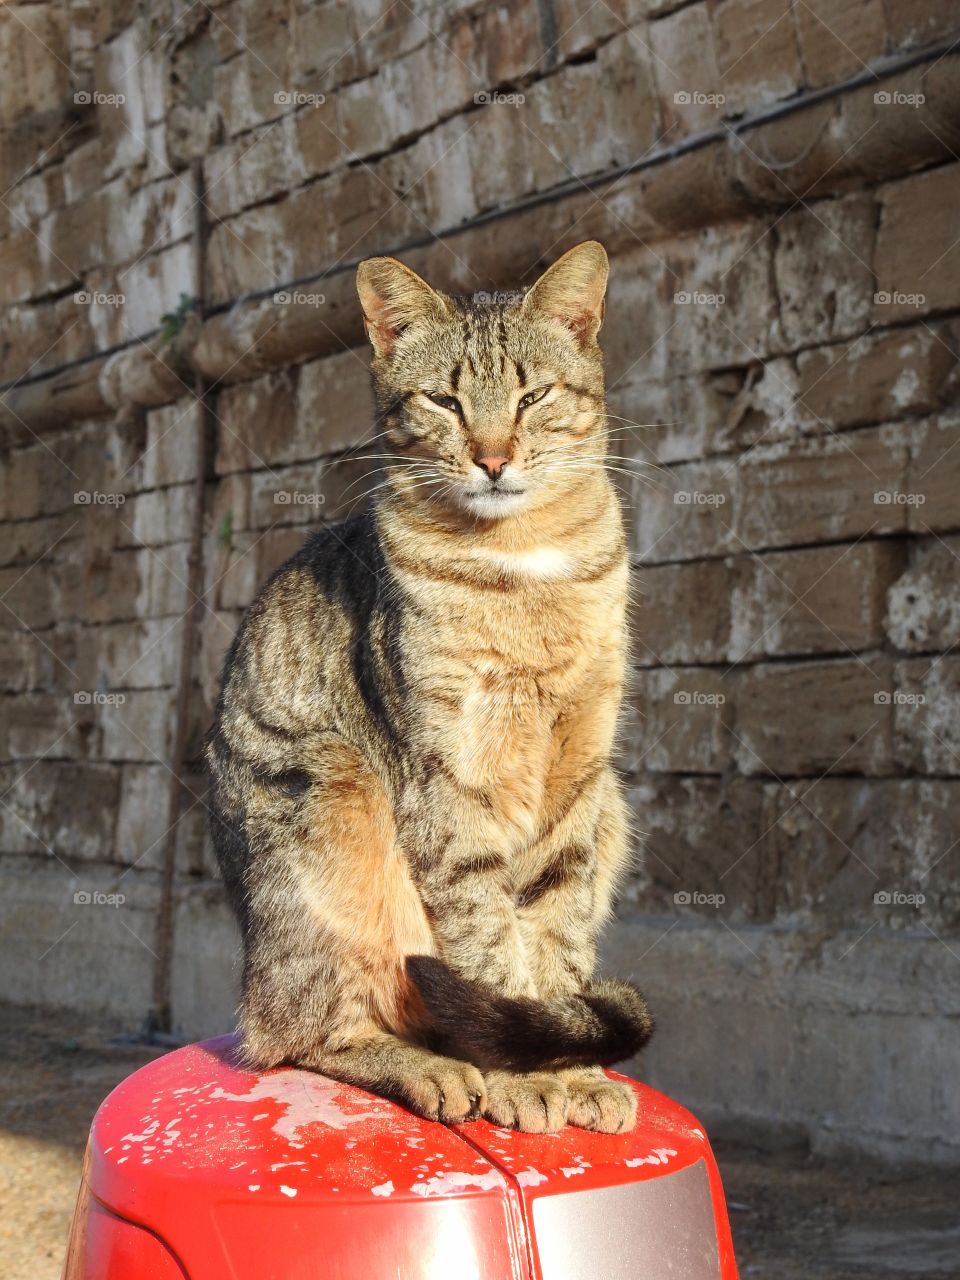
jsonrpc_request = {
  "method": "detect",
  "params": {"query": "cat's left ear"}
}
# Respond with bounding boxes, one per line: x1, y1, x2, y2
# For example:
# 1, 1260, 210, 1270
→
356, 256, 447, 358
522, 241, 609, 347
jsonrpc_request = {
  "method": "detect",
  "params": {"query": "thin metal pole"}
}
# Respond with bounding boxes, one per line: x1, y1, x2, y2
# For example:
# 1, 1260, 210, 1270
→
152, 158, 211, 1033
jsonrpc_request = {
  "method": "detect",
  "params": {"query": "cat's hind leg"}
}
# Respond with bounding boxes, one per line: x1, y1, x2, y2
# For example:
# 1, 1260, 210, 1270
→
235, 736, 486, 1122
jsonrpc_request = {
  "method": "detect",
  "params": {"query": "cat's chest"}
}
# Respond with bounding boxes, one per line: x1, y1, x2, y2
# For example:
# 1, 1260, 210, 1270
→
409, 583, 622, 774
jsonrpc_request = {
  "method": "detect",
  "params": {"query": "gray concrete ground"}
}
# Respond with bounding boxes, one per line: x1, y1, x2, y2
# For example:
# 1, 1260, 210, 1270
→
0, 1002, 956, 1279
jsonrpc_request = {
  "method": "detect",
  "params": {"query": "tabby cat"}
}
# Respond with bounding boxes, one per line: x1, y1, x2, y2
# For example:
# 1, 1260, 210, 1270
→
206, 240, 653, 1134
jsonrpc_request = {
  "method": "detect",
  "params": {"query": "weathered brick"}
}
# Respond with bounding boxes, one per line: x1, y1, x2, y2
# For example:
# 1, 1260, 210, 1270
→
713, 0, 804, 116
883, 0, 960, 48
874, 164, 960, 321
99, 688, 176, 762
631, 556, 745, 665
58, 546, 146, 625
216, 352, 371, 475
905, 413, 960, 534
213, 31, 291, 138
733, 540, 907, 660
136, 540, 194, 618
624, 775, 773, 921
630, 456, 739, 562
114, 763, 206, 871
88, 618, 182, 689
738, 428, 910, 550
886, 535, 960, 653
794, 0, 886, 87
796, 325, 957, 431
773, 196, 877, 348
621, 666, 733, 774
649, 4, 723, 137
127, 483, 195, 547
0, 762, 120, 861
142, 400, 203, 490
205, 115, 311, 221
0, 562, 57, 631
289, 3, 361, 92
734, 657, 894, 776
0, 693, 93, 761
0, 630, 56, 693
893, 656, 960, 775
768, 778, 958, 928
665, 222, 778, 373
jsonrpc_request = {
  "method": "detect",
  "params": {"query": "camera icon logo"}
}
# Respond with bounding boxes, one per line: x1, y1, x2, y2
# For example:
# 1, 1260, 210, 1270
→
674, 891, 692, 905
275, 491, 291, 504
874, 91, 891, 105
674, 91, 691, 105
74, 890, 92, 904
273, 290, 290, 304
873, 890, 892, 905
673, 690, 691, 705
274, 91, 292, 106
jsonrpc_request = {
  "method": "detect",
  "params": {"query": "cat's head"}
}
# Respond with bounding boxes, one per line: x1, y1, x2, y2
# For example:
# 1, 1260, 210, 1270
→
356, 241, 609, 521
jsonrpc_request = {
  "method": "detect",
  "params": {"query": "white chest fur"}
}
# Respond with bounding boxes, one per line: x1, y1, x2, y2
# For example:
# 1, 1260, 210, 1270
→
469, 545, 574, 579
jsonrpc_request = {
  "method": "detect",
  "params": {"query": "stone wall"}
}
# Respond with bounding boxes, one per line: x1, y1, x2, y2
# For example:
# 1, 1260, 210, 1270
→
1, 0, 959, 1162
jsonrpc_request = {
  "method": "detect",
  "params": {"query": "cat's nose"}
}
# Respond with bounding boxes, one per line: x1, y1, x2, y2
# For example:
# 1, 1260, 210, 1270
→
474, 454, 509, 481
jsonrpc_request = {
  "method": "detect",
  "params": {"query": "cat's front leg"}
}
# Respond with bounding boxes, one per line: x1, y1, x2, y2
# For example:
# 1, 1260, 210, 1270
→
409, 788, 537, 998
518, 767, 646, 1132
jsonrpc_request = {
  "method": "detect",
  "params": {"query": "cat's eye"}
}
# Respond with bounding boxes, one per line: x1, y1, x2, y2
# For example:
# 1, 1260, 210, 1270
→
425, 391, 462, 415
518, 385, 551, 410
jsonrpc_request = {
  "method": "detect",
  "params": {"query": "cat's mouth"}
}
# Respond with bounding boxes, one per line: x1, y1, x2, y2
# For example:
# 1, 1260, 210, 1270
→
459, 486, 529, 518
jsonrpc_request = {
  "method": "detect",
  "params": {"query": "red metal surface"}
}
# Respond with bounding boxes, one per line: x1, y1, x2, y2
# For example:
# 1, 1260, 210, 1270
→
74, 1035, 738, 1279
454, 1076, 738, 1279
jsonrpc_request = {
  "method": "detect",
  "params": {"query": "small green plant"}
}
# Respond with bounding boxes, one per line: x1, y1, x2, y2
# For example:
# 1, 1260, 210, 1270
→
217, 508, 234, 549
159, 292, 196, 343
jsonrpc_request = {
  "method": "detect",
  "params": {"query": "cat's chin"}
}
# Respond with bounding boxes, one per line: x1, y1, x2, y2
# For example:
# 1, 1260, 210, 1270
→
457, 489, 530, 520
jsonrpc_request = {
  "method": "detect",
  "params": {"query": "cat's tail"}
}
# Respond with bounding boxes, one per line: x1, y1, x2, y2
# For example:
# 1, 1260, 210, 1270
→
405, 955, 654, 1073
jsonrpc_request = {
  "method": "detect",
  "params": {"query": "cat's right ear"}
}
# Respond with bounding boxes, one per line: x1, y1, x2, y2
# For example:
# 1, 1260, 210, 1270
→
356, 257, 446, 358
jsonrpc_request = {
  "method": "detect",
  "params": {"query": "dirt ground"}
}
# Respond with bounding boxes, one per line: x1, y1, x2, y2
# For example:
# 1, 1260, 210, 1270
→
1, 1002, 957, 1280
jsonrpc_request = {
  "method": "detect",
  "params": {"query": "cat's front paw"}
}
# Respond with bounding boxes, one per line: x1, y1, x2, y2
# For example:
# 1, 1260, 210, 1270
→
483, 1070, 568, 1133
561, 1067, 637, 1133
397, 1055, 487, 1124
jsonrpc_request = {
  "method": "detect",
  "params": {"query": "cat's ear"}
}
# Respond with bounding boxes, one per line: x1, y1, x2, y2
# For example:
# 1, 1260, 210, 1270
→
523, 241, 609, 346
356, 257, 447, 358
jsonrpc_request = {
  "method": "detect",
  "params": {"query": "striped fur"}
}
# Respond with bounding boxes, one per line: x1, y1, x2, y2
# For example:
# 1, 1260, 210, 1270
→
207, 242, 652, 1134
